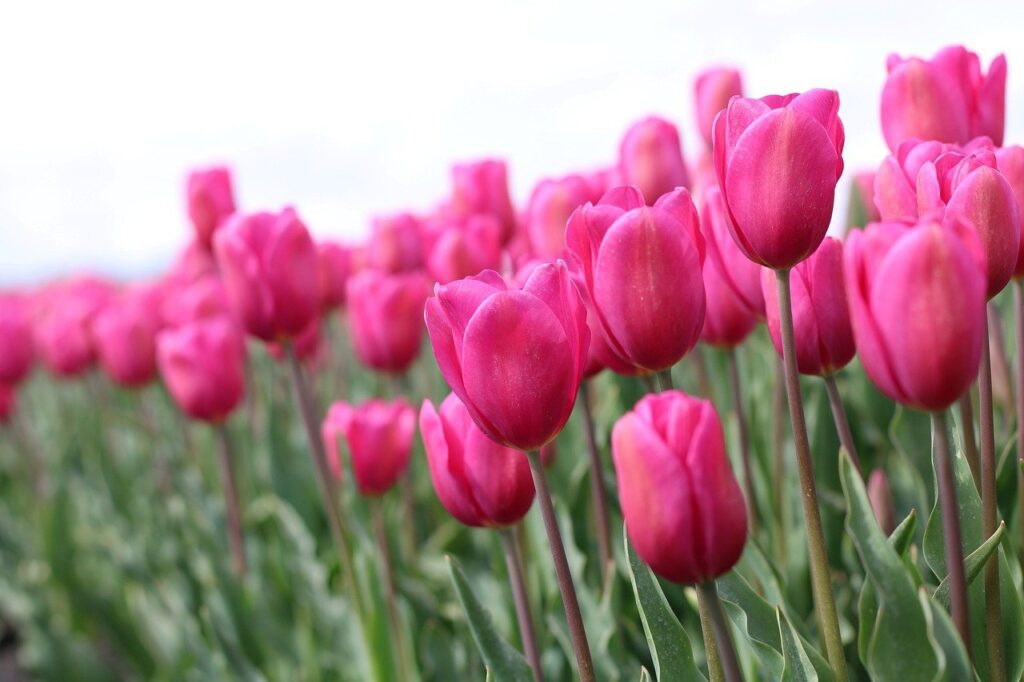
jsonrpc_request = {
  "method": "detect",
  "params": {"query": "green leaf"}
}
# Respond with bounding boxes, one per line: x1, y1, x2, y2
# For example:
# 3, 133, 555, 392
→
777, 607, 818, 682
624, 530, 705, 682
933, 521, 1006, 609
446, 555, 532, 682
919, 590, 971, 682
889, 509, 918, 557
640, 666, 653, 682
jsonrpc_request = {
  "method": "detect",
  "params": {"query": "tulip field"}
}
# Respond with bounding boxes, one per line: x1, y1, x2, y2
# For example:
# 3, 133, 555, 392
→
3, 44, 1024, 682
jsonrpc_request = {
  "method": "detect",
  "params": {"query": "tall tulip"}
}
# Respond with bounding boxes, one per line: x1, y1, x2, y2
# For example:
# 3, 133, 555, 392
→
318, 240, 357, 311
322, 398, 415, 496
161, 275, 231, 329
34, 277, 115, 378
157, 316, 246, 422
347, 270, 430, 374
450, 159, 516, 244
618, 116, 689, 204
92, 287, 164, 388
186, 166, 236, 250
524, 174, 593, 258
368, 212, 425, 273
694, 67, 743, 148
0, 292, 35, 385
423, 214, 503, 284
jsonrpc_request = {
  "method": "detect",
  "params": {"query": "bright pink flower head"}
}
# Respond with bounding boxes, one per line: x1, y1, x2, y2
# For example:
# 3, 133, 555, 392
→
318, 240, 357, 310
995, 146, 1024, 278
880, 46, 1006, 152
524, 174, 594, 259
612, 390, 747, 584
424, 214, 503, 284
157, 316, 246, 422
618, 117, 690, 204
186, 166, 236, 250
565, 269, 640, 379
0, 292, 35, 385
699, 185, 763, 348
451, 159, 516, 244
425, 260, 589, 451
566, 186, 705, 372
92, 287, 164, 387
347, 270, 430, 373
713, 89, 845, 269
168, 240, 218, 286
161, 275, 231, 329
844, 220, 986, 411
213, 207, 320, 342
34, 277, 116, 378
0, 384, 15, 424
368, 213, 425, 273
694, 67, 743, 148
761, 238, 855, 376
321, 398, 415, 496
419, 393, 535, 527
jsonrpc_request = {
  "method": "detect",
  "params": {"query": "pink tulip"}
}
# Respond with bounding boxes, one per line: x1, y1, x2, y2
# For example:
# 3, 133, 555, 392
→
451, 159, 516, 244
168, 240, 218, 285
567, 269, 641, 379
186, 166, 236, 250
368, 212, 425, 273
880, 46, 1006, 152
425, 260, 589, 451
267, 315, 322, 364
844, 220, 986, 411
0, 384, 15, 424
92, 287, 164, 387
347, 270, 430, 373
419, 393, 535, 527
524, 175, 594, 258
423, 214, 503, 284
34, 277, 116, 378
0, 292, 35, 385
161, 275, 231, 329
694, 66, 743, 148
713, 89, 845, 269
566, 186, 705, 372
318, 240, 358, 310
612, 390, 747, 583
618, 116, 690, 204
157, 316, 246, 422
995, 146, 1024, 278
214, 207, 320, 342
322, 398, 416, 495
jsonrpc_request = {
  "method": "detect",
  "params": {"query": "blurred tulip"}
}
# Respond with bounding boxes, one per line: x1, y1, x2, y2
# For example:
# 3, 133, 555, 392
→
845, 170, 881, 231
880, 45, 1006, 152
0, 292, 35, 385
0, 384, 14, 424
451, 159, 516, 243
524, 175, 593, 258
868, 469, 895, 535
995, 146, 1024, 278
214, 207, 320, 341
618, 116, 690, 204
612, 390, 747, 583
424, 214, 503, 284
713, 89, 845, 269
694, 66, 743, 148
845, 220, 986, 410
566, 186, 704, 372
92, 287, 164, 387
322, 398, 415, 495
186, 166, 236, 250
419, 393, 535, 527
347, 270, 430, 373
168, 240, 218, 285
161, 275, 231, 328
267, 315, 323, 364
157, 316, 246, 422
368, 212, 425, 273
318, 240, 357, 310
425, 260, 589, 451
35, 277, 116, 378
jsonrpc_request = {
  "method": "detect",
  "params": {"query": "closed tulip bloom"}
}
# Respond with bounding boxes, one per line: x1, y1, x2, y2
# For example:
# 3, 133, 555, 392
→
35, 277, 115, 377
451, 159, 516, 244
995, 146, 1024, 277
618, 116, 690, 204
347, 270, 430, 373
845, 220, 986, 411
169, 240, 219, 285
524, 174, 593, 258
713, 89, 845, 269
92, 289, 164, 387
0, 293, 35, 385
880, 46, 1006, 152
317, 240, 357, 310
161, 275, 231, 329
419, 393, 535, 527
424, 214, 503, 284
322, 398, 415, 495
368, 212, 425, 273
0, 384, 14, 424
694, 66, 743, 148
566, 185, 705, 372
425, 260, 589, 451
612, 390, 747, 583
214, 207, 320, 341
186, 166, 236, 250
157, 316, 246, 422
761, 238, 855, 376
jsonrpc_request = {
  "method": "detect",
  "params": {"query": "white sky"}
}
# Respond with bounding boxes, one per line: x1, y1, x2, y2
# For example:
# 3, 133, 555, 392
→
1, 0, 1022, 285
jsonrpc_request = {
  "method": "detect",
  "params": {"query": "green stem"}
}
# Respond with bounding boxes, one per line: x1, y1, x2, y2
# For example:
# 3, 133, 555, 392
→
1014, 281, 1024, 578
823, 374, 862, 474
772, 358, 788, 569
500, 528, 545, 682
697, 587, 725, 682
958, 393, 982, 491
579, 382, 612, 586
373, 500, 409, 682
215, 422, 247, 578
697, 582, 742, 682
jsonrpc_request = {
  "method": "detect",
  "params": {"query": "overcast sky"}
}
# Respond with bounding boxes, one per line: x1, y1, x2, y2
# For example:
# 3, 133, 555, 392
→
1, 0, 1022, 285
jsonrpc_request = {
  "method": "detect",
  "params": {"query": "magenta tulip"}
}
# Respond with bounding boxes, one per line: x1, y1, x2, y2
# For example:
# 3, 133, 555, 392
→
0, 292, 35, 385
92, 287, 164, 387
524, 174, 593, 258
34, 277, 115, 378
694, 66, 743, 148
995, 145, 1024, 278
161, 275, 231, 329
318, 240, 357, 310
168, 240, 218, 285
612, 390, 747, 583
322, 398, 416, 496
450, 159, 516, 244
157, 316, 246, 422
186, 166, 236, 250
618, 116, 690, 204
713, 89, 845, 269
368, 212, 425, 273
424, 214, 503, 284
347, 269, 430, 374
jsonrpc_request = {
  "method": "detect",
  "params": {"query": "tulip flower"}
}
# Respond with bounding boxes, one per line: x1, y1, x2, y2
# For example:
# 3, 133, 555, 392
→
0, 384, 15, 424
0, 292, 35, 385
419, 393, 535, 527
618, 116, 690, 204
34, 277, 115, 378
694, 66, 743, 148
156, 316, 246, 422
368, 212, 425, 273
423, 214, 503, 284
524, 174, 593, 258
880, 45, 1006, 152
450, 158, 516, 244
168, 240, 219, 285
566, 186, 705, 373
322, 398, 415, 496
347, 269, 430, 374
317, 240, 358, 310
214, 207, 320, 342
995, 145, 1024, 277
161, 275, 231, 329
186, 166, 236, 250
713, 89, 845, 269
92, 287, 164, 387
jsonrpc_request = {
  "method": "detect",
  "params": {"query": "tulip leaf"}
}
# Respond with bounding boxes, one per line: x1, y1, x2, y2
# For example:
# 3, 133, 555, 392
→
856, 509, 916, 666
777, 607, 818, 682
640, 667, 652, 682
918, 589, 972, 682
446, 555, 533, 682
933, 521, 1006, 609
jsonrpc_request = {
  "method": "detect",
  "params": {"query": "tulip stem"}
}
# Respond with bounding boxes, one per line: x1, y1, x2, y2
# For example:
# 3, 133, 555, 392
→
579, 382, 613, 586
500, 528, 545, 682
931, 410, 973, 659
697, 582, 742, 682
526, 450, 595, 682
771, 358, 788, 569
727, 349, 758, 537
693, 346, 713, 398
215, 422, 247, 578
373, 500, 409, 682
822, 374, 861, 475
659, 368, 674, 390
958, 393, 982, 490
775, 269, 846, 682
1014, 280, 1024, 578
979, 318, 1006, 681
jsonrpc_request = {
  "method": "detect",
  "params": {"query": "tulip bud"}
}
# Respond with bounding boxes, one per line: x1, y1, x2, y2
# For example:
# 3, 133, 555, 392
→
761, 238, 855, 376
0, 292, 35, 385
868, 469, 895, 535
566, 186, 705, 372
880, 45, 1006, 152
451, 159, 516, 244
0, 384, 15, 424
347, 270, 430, 374
322, 398, 416, 495
92, 287, 164, 387
845, 220, 986, 411
713, 89, 845, 269
419, 393, 535, 527
35, 277, 116, 378
524, 175, 594, 258
995, 146, 1024, 278
425, 260, 589, 451
368, 213, 425, 273
214, 207, 320, 342
612, 390, 747, 583
694, 66, 743, 148
318, 241, 357, 311
423, 214, 503, 284
618, 117, 690, 204
186, 166, 236, 250
157, 316, 246, 422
